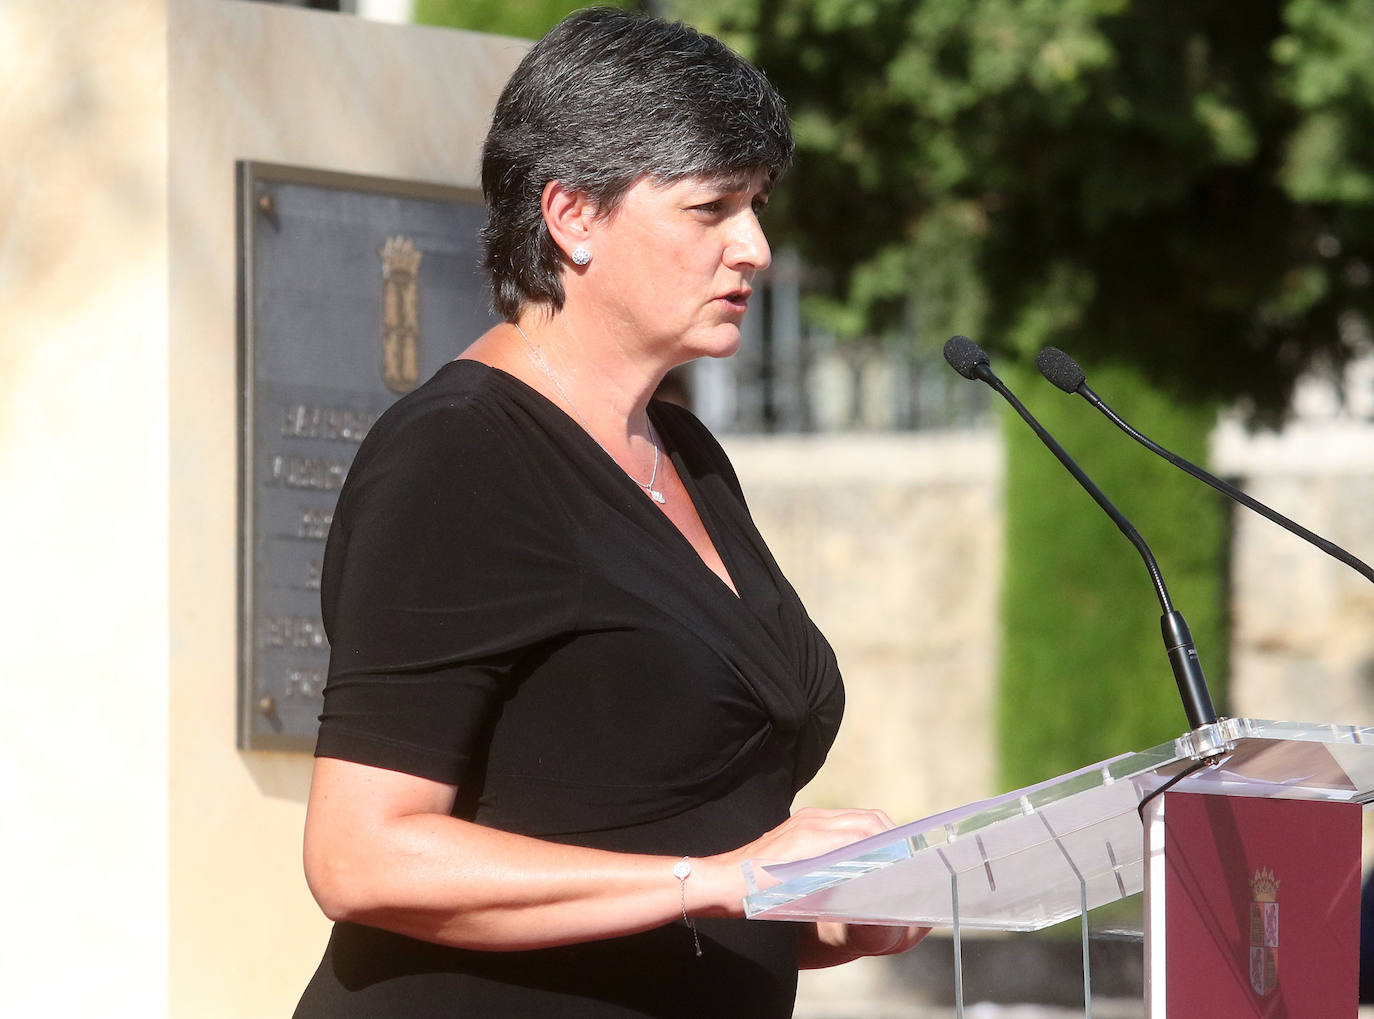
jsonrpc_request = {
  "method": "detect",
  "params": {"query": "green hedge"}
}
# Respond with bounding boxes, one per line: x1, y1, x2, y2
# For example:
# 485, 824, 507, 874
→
998, 359, 1229, 790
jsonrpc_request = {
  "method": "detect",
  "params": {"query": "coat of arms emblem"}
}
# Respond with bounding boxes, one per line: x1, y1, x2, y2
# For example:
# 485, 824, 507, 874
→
1249, 866, 1280, 996
379, 235, 423, 394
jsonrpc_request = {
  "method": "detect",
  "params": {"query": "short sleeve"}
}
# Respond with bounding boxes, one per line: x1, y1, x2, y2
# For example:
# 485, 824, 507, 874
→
314, 392, 580, 784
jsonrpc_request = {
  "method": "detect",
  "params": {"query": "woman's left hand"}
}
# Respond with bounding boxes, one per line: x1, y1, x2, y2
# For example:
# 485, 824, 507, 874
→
799, 921, 930, 969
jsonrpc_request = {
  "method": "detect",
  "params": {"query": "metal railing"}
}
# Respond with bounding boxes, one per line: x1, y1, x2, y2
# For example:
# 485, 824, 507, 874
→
686, 250, 990, 435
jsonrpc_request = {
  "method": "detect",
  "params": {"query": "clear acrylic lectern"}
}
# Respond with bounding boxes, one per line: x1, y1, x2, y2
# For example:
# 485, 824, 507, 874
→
744, 718, 1374, 1016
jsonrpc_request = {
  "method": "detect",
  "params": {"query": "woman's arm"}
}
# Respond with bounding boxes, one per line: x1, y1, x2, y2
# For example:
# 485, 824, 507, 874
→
302, 756, 902, 952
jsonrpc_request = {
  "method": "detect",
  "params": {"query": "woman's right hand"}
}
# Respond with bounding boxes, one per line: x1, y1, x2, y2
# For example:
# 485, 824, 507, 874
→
700, 807, 929, 967
693, 806, 899, 918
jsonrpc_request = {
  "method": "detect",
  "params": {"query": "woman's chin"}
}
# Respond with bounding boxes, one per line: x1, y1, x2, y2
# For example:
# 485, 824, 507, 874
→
684, 326, 744, 362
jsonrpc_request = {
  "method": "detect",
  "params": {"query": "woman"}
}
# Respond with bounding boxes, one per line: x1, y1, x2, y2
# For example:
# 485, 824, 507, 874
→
294, 8, 926, 1017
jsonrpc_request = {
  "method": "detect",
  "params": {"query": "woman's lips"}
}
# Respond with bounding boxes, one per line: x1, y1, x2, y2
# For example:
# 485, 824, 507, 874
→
718, 289, 751, 314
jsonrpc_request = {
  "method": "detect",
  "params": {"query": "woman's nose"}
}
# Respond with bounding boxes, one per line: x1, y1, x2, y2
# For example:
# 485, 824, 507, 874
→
726, 212, 771, 272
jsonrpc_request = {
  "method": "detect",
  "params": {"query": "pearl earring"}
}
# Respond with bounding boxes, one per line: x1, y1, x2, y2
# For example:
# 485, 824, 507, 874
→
570, 245, 591, 266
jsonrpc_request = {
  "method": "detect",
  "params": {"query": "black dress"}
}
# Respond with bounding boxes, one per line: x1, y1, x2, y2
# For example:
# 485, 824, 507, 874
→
294, 360, 845, 1018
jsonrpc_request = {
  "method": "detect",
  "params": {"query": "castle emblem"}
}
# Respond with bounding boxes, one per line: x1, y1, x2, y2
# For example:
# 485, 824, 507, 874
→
1249, 867, 1280, 996
379, 235, 423, 394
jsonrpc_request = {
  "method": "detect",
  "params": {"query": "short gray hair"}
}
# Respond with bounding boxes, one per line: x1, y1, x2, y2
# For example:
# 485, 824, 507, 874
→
480, 7, 794, 321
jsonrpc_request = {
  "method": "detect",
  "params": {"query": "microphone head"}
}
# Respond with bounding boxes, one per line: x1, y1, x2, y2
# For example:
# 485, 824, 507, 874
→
943, 335, 991, 380
1035, 346, 1086, 393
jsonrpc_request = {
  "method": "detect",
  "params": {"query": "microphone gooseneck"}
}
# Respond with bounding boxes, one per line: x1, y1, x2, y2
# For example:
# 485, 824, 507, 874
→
1035, 346, 1374, 585
942, 336, 1218, 730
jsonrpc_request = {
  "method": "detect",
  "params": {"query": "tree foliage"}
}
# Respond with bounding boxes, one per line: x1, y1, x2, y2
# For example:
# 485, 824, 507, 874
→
414, 0, 639, 40
679, 0, 1374, 423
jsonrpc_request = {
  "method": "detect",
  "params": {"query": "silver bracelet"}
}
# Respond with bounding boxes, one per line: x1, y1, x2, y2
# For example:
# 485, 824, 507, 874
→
673, 857, 703, 957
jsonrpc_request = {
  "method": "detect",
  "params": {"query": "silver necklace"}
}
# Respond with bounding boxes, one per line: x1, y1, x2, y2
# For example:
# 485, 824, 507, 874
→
514, 324, 666, 504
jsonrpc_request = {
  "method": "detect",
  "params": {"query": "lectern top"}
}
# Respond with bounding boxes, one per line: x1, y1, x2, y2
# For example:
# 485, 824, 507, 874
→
744, 718, 1374, 931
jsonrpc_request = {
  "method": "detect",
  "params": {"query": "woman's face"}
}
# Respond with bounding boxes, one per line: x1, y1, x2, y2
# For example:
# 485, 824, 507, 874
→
579, 170, 773, 365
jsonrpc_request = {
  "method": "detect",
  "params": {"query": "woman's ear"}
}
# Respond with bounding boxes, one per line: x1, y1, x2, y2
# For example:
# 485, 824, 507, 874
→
541, 180, 596, 267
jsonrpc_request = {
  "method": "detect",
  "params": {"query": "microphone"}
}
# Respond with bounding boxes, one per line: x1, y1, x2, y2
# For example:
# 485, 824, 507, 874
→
1035, 346, 1374, 585
942, 335, 1219, 730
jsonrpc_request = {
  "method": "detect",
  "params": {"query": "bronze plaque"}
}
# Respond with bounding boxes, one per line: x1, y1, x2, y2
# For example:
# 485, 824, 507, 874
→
237, 162, 495, 750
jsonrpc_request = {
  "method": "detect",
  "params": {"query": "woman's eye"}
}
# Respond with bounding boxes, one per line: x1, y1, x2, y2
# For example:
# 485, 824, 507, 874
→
693, 201, 723, 214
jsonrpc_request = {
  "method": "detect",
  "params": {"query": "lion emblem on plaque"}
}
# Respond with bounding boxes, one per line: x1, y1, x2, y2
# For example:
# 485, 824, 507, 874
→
380, 235, 423, 394
1249, 867, 1280, 996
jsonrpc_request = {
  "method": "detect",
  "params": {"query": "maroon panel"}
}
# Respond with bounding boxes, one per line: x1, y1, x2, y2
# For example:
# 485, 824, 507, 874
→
1164, 791, 1360, 1017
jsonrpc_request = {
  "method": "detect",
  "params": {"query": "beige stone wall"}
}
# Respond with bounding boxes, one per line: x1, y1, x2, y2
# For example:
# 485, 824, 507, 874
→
1214, 419, 1374, 727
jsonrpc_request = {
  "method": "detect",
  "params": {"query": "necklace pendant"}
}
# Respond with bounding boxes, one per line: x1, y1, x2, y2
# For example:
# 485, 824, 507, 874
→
649, 489, 666, 504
